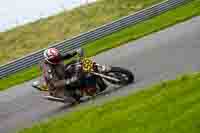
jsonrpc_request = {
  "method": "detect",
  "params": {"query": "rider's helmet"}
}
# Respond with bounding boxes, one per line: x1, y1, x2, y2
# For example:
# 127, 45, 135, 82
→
43, 48, 61, 65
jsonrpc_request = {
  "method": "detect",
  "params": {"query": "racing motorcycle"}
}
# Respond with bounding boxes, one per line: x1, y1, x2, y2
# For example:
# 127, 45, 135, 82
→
32, 48, 134, 103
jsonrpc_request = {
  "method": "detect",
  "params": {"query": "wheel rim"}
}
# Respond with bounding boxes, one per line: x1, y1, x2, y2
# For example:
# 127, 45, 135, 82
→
106, 72, 129, 84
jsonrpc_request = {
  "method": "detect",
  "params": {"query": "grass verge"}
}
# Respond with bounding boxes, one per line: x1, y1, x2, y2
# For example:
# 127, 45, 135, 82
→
0, 0, 199, 91
18, 72, 200, 133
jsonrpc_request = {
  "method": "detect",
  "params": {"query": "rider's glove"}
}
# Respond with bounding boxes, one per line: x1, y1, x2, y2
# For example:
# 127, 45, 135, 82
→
76, 48, 84, 56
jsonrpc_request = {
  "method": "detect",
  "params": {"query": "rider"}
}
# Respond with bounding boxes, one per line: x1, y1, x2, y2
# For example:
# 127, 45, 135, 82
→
41, 47, 80, 103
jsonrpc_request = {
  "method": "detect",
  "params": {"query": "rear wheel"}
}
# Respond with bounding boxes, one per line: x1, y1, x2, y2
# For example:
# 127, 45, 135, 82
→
104, 67, 134, 85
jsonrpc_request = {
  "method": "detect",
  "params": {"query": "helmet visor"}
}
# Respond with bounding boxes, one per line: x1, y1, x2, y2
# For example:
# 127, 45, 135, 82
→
48, 55, 61, 64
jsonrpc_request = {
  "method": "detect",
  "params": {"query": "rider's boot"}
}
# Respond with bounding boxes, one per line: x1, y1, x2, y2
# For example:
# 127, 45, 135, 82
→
64, 87, 77, 105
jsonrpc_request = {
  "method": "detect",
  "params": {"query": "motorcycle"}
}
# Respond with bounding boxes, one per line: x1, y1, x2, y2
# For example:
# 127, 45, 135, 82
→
32, 48, 134, 103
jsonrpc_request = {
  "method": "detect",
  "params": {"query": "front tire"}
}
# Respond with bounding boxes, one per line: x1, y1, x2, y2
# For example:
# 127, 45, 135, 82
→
104, 67, 134, 85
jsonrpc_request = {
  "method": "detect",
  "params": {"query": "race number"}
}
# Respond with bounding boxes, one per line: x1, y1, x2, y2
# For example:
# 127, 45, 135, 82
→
81, 58, 94, 72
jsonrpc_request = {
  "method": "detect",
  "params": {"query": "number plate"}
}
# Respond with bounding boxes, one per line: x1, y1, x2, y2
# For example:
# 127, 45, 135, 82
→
81, 58, 94, 72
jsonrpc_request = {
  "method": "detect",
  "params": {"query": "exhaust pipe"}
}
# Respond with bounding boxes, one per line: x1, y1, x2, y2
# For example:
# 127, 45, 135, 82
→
91, 72, 120, 82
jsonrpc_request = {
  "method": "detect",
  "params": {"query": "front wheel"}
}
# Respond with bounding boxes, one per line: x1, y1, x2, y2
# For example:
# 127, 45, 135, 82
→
104, 67, 134, 85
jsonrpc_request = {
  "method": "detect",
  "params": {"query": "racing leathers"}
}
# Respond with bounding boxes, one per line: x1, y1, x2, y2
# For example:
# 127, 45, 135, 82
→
40, 51, 78, 99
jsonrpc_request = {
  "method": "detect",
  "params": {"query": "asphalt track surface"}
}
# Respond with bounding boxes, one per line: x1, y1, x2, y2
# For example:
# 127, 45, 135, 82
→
0, 16, 200, 133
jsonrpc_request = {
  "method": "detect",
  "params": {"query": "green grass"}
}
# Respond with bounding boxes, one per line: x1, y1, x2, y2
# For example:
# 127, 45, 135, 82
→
84, 0, 200, 56
18, 72, 200, 133
0, 0, 162, 65
0, 65, 41, 90
0, 0, 199, 91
